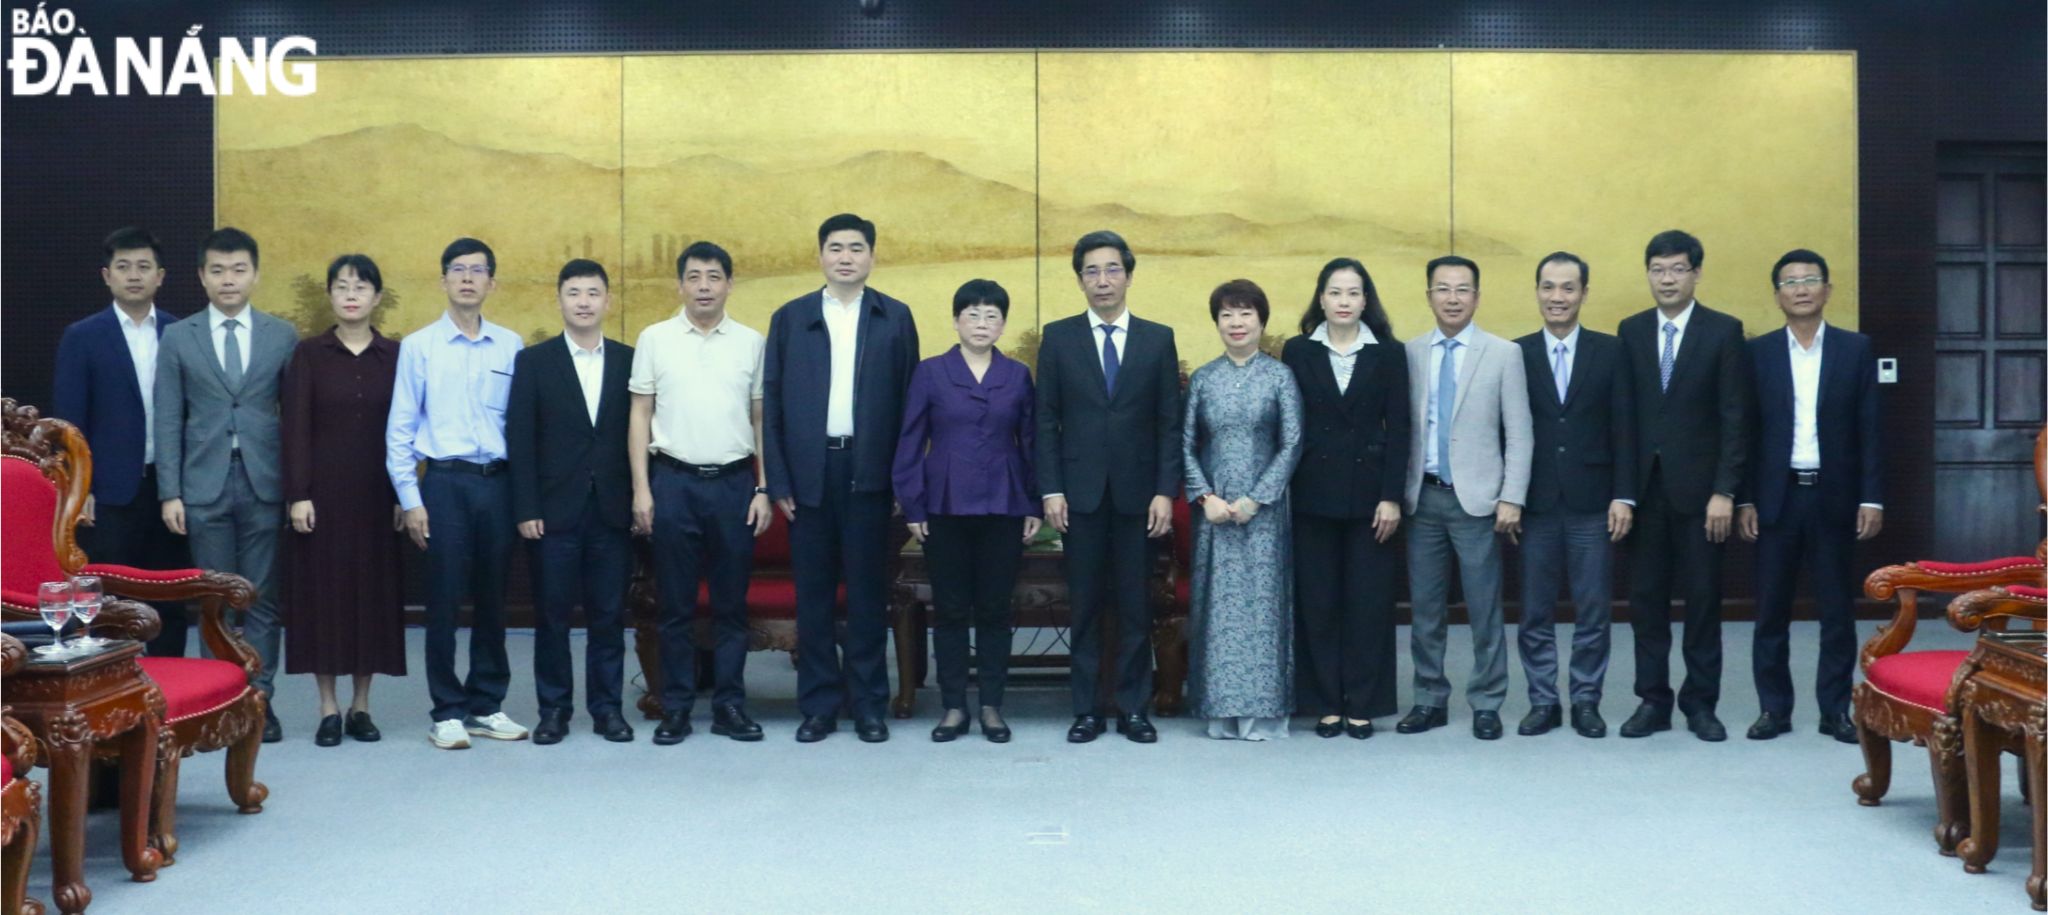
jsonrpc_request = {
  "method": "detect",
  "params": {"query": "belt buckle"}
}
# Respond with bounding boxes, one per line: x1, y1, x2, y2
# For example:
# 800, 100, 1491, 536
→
826, 436, 853, 451
1793, 469, 1819, 486
693, 464, 721, 479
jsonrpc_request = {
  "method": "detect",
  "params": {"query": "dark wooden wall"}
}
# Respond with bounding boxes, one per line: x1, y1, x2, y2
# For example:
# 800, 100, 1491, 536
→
4, 0, 2043, 618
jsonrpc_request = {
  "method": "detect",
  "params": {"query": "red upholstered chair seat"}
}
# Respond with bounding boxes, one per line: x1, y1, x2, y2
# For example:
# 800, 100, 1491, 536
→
693, 579, 844, 619
1864, 649, 1971, 713
2010, 584, 2047, 600
79, 563, 209, 585
1, 457, 71, 608
1916, 557, 2043, 576
137, 657, 251, 724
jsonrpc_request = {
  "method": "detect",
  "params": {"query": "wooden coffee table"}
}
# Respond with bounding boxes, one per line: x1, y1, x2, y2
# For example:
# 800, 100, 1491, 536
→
9, 640, 163, 914
1954, 628, 2047, 911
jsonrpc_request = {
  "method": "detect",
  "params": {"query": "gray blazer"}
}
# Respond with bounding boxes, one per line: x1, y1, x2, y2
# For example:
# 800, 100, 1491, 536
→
154, 307, 296, 506
1403, 325, 1533, 517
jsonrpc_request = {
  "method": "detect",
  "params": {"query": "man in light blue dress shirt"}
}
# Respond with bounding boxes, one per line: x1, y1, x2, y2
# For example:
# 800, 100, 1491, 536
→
386, 237, 530, 750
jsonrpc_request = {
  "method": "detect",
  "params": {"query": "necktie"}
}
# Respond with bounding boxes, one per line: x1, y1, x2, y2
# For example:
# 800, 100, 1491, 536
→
1553, 342, 1570, 403
1659, 322, 1677, 392
222, 317, 245, 390
1100, 324, 1120, 397
1436, 338, 1459, 486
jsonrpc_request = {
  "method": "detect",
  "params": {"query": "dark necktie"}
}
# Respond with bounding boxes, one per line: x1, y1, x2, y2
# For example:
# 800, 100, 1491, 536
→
1100, 324, 1120, 396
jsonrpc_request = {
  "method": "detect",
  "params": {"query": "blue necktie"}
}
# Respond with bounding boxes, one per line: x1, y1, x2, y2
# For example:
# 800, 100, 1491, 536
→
1659, 322, 1678, 392
1436, 338, 1459, 486
1100, 324, 1120, 396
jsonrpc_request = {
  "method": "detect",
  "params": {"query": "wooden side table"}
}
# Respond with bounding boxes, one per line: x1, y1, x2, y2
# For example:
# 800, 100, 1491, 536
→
8, 641, 163, 914
1954, 629, 2047, 911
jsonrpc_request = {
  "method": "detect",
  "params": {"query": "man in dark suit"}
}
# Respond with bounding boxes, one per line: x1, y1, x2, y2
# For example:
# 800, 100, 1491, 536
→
1513, 252, 1636, 739
1616, 229, 1749, 742
507, 259, 636, 745
1737, 249, 1883, 744
51, 227, 190, 656
762, 213, 919, 744
1035, 230, 1183, 744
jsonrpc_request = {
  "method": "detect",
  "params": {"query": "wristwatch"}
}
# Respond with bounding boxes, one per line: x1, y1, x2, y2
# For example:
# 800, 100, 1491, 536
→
754, 486, 769, 495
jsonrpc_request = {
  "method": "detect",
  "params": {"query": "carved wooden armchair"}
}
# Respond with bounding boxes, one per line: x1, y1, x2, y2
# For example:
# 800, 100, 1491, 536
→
0, 399, 267, 866
3, 635, 46, 915
1853, 426, 2048, 854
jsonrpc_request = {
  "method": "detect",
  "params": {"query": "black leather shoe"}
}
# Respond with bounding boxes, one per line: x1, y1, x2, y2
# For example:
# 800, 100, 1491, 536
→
855, 715, 890, 743
653, 711, 692, 745
1618, 703, 1672, 738
1116, 713, 1157, 743
1313, 718, 1344, 738
1819, 711, 1858, 744
1344, 719, 1374, 739
931, 713, 970, 743
345, 710, 381, 742
1518, 704, 1563, 736
314, 714, 343, 747
1686, 710, 1728, 742
711, 704, 764, 742
262, 709, 283, 744
1472, 710, 1504, 740
795, 714, 837, 743
594, 712, 635, 743
532, 709, 572, 746
1067, 714, 1105, 743
1570, 702, 1606, 738
981, 709, 1011, 743
1395, 705, 1448, 734
1746, 711, 1792, 740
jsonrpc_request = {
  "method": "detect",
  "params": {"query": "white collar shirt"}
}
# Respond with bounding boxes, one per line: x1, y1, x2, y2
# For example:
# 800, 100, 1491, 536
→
115, 303, 160, 464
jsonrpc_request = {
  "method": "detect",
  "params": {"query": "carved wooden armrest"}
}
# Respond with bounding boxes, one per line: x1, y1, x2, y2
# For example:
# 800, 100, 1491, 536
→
92, 568, 262, 677
1861, 558, 2048, 665
1, 635, 34, 772
1947, 585, 2048, 632
87, 599, 162, 643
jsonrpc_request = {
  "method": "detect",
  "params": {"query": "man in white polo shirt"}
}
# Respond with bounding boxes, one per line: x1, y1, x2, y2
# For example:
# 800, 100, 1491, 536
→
628, 240, 772, 745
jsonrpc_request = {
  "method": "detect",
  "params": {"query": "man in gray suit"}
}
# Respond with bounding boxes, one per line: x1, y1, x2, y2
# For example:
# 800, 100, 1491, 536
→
155, 227, 294, 742
1397, 255, 1533, 740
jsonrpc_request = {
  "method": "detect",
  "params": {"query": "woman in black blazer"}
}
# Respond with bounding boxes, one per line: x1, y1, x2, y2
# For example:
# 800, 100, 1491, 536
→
1280, 257, 1410, 739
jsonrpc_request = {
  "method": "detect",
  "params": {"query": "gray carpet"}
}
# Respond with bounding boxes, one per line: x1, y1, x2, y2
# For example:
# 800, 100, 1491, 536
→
23, 620, 2037, 913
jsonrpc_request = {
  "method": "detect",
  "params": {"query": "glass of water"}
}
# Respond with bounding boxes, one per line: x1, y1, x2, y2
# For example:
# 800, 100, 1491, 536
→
70, 574, 103, 648
36, 580, 73, 655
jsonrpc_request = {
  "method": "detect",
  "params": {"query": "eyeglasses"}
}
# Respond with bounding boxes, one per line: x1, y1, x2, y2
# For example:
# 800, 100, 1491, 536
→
1648, 265, 1695, 279
957, 312, 1005, 327
446, 264, 493, 278
1428, 285, 1476, 297
1775, 276, 1827, 289
1080, 265, 1126, 281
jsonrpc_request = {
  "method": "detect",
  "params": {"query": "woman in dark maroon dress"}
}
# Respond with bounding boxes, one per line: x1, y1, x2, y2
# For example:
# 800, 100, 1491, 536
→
283, 254, 406, 747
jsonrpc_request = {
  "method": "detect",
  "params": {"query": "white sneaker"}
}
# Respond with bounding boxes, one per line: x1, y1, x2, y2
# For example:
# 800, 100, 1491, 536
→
429, 719, 471, 749
464, 712, 530, 741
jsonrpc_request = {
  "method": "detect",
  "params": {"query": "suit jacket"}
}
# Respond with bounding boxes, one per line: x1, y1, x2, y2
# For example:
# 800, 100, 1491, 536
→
153, 307, 296, 506
762, 287, 919, 506
506, 334, 635, 530
1033, 311, 1184, 515
1741, 324, 1883, 527
1617, 302, 1750, 511
1280, 333, 1410, 518
891, 346, 1039, 522
1403, 326, 1533, 517
1515, 328, 1638, 515
51, 306, 178, 506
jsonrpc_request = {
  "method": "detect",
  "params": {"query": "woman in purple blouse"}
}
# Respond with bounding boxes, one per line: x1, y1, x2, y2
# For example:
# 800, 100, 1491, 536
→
892, 279, 1041, 743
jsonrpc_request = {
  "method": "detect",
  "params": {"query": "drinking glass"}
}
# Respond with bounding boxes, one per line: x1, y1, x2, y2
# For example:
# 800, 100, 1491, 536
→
36, 580, 73, 655
70, 574, 103, 648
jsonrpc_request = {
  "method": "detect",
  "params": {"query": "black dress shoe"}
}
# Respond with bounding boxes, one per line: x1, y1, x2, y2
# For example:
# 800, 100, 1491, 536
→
1116, 713, 1157, 743
1518, 704, 1563, 736
1570, 702, 1606, 738
711, 704, 764, 742
1395, 705, 1448, 734
1746, 711, 1793, 740
263, 709, 283, 744
1472, 710, 1504, 740
980, 709, 1012, 743
1067, 714, 1105, 743
1819, 711, 1858, 744
1618, 703, 1672, 738
795, 714, 837, 743
533, 709, 572, 746
855, 715, 890, 743
1686, 710, 1728, 742
653, 711, 693, 745
1313, 718, 1344, 739
345, 710, 382, 742
931, 713, 970, 743
594, 712, 635, 743
314, 714, 343, 747
1344, 719, 1374, 740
